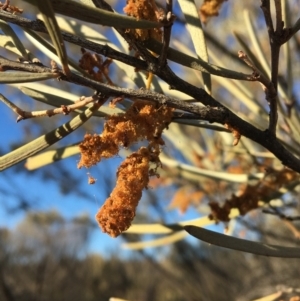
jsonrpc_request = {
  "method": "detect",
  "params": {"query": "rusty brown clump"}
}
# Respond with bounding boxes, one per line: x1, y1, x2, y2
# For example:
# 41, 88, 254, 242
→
78, 100, 173, 237
199, 0, 227, 24
79, 48, 113, 84
77, 100, 173, 169
208, 168, 298, 222
0, 1, 23, 14
123, 0, 163, 41
96, 147, 158, 237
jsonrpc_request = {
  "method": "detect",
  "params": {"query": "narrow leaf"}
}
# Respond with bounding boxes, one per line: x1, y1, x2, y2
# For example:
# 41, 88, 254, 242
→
126, 216, 214, 234
0, 72, 58, 83
234, 31, 268, 79
19, 84, 80, 106
177, 0, 211, 93
23, 29, 81, 73
23, 0, 161, 29
251, 292, 282, 301
122, 231, 187, 250
0, 105, 98, 171
0, 19, 28, 59
126, 210, 240, 235
0, 36, 24, 56
185, 226, 300, 258
25, 0, 70, 74
143, 39, 253, 81
12, 83, 124, 116
25, 145, 79, 170
160, 156, 264, 183
243, 10, 270, 77
173, 118, 230, 131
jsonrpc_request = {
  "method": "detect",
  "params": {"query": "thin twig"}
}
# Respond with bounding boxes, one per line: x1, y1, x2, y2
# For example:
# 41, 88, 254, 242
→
0, 9, 148, 69
91, 0, 158, 63
0, 93, 22, 117
237, 51, 278, 133
262, 206, 300, 238
291, 17, 300, 36
283, 220, 300, 239
158, 0, 175, 66
237, 51, 267, 83
262, 205, 300, 221
1, 58, 300, 173
260, 0, 280, 135
0, 10, 256, 81
270, 0, 283, 90
0, 93, 99, 121
1, 0, 9, 10
274, 0, 283, 35
1, 6, 300, 174
261, 0, 274, 33
0, 56, 225, 116
0, 100, 105, 171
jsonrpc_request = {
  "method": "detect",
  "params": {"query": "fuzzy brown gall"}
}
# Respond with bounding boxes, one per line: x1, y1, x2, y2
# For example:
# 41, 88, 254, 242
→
95, 147, 157, 237
123, 0, 163, 41
78, 100, 173, 237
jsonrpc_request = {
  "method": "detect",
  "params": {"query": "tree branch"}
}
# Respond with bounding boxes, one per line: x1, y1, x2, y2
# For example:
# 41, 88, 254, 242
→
158, 0, 175, 66
260, 0, 280, 135
0, 10, 256, 81
0, 93, 99, 121
2, 57, 300, 173
1, 3, 300, 175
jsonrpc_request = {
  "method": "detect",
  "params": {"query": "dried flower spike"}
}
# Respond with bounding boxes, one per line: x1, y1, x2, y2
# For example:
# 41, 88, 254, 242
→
79, 48, 113, 84
77, 100, 173, 169
96, 147, 158, 237
199, 0, 227, 24
123, 0, 163, 41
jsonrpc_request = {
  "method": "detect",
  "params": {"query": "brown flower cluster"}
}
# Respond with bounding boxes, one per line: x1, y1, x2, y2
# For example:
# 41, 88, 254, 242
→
224, 123, 241, 146
79, 48, 113, 84
78, 100, 173, 236
208, 168, 298, 222
0, 2, 23, 14
168, 187, 204, 214
199, 0, 227, 24
123, 0, 163, 41
96, 147, 158, 237
77, 100, 173, 169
